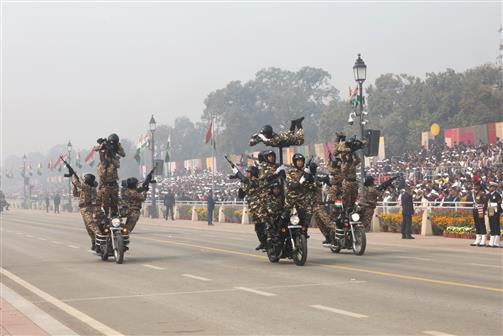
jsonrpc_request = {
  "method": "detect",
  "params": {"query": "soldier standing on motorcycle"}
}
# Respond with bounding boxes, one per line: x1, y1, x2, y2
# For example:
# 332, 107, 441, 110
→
265, 181, 284, 243
71, 173, 101, 251
94, 133, 125, 217
284, 153, 316, 237
307, 163, 335, 245
360, 176, 380, 229
341, 150, 361, 212
327, 156, 344, 220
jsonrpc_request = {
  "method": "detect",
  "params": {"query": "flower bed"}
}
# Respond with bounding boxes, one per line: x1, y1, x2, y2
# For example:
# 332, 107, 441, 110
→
223, 206, 242, 223
178, 205, 192, 220
195, 207, 219, 221
378, 213, 422, 234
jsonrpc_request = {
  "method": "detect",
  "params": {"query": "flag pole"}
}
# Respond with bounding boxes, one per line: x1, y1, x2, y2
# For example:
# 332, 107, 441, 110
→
211, 114, 215, 194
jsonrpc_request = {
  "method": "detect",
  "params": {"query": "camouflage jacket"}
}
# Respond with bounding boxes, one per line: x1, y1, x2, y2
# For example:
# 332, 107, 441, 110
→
72, 175, 97, 208
361, 186, 381, 209
251, 129, 305, 147
127, 188, 146, 211
97, 160, 119, 184
285, 167, 316, 210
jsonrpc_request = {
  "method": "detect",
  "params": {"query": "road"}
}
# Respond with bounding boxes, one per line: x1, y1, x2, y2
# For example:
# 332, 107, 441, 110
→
1, 209, 502, 335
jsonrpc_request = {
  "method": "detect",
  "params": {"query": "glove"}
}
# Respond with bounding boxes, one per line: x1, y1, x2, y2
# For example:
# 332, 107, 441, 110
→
300, 176, 306, 184
258, 134, 268, 141
303, 168, 311, 174
232, 167, 239, 174
275, 165, 286, 175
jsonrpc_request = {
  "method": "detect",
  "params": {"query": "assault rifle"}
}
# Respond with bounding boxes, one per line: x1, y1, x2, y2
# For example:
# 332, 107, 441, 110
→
139, 167, 156, 192
225, 155, 246, 182
376, 175, 399, 191
61, 156, 79, 181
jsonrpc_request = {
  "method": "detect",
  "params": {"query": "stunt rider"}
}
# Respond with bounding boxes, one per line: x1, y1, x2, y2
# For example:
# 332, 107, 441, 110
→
249, 118, 305, 147
123, 177, 148, 233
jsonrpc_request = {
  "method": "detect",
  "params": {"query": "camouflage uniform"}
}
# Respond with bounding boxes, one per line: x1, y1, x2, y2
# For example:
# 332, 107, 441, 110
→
253, 161, 280, 246
311, 181, 335, 240
125, 188, 146, 232
265, 190, 283, 239
96, 159, 120, 216
285, 167, 315, 229
71, 175, 100, 242
250, 129, 304, 147
341, 154, 360, 211
360, 186, 381, 228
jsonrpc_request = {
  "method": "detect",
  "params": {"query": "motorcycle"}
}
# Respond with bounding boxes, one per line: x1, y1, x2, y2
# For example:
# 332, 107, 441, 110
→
323, 207, 366, 256
95, 216, 130, 264
266, 208, 308, 266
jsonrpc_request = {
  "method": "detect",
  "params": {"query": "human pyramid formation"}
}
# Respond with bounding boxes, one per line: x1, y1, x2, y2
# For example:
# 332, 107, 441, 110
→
229, 117, 395, 250
64, 134, 153, 251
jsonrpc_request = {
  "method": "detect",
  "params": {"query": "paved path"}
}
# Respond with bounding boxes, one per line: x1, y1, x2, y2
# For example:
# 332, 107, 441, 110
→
1, 209, 502, 335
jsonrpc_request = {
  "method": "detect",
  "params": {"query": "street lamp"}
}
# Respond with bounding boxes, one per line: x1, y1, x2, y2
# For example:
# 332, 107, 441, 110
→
352, 53, 367, 201
22, 154, 28, 208
67, 141, 73, 212
149, 115, 158, 218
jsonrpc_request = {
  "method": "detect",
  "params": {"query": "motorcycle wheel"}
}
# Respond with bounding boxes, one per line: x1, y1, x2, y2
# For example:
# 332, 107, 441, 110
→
114, 234, 125, 264
293, 234, 307, 266
352, 227, 367, 256
266, 241, 280, 263
330, 245, 341, 253
100, 243, 109, 261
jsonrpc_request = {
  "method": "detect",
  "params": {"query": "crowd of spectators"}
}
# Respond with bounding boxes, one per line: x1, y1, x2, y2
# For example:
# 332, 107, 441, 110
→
368, 140, 503, 207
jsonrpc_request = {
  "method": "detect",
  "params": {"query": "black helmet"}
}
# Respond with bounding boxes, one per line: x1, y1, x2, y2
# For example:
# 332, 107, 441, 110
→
260, 125, 273, 138
258, 151, 267, 163
331, 157, 342, 168
126, 177, 139, 189
336, 131, 346, 142
108, 133, 119, 144
263, 150, 276, 163
245, 166, 259, 178
292, 153, 305, 165
364, 176, 375, 187
84, 173, 97, 187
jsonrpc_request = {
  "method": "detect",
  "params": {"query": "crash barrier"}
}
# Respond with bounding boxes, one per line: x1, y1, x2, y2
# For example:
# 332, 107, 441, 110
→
9, 198, 487, 236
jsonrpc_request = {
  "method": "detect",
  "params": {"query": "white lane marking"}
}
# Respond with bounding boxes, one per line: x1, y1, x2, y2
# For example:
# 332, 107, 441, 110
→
396, 256, 432, 261
235, 286, 276, 297
142, 264, 165, 271
25, 234, 34, 238
468, 263, 502, 269
67, 245, 79, 249
0, 267, 124, 336
0, 283, 78, 335
310, 305, 368, 318
51, 241, 61, 244
182, 274, 211, 281
16, 232, 23, 235
423, 331, 456, 336
37, 237, 47, 241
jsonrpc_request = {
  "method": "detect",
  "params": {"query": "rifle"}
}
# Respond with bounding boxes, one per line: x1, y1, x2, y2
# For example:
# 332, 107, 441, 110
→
61, 156, 79, 181
376, 176, 399, 191
140, 167, 156, 192
225, 155, 246, 182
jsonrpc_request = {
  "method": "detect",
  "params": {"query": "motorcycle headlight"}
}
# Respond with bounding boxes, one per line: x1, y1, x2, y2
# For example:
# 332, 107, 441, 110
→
111, 218, 121, 227
351, 213, 360, 222
290, 215, 300, 225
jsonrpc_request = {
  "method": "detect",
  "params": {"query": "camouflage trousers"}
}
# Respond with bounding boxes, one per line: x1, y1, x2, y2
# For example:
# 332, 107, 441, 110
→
313, 204, 335, 239
97, 183, 119, 217
342, 180, 358, 211
125, 210, 141, 232
80, 207, 100, 241
360, 205, 376, 228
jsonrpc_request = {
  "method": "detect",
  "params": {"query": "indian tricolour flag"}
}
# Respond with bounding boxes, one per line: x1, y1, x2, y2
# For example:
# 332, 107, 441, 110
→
135, 132, 151, 164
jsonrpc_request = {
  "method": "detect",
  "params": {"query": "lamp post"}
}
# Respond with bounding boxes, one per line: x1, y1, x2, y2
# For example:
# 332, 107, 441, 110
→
149, 115, 158, 218
353, 53, 367, 201
22, 154, 27, 208
67, 141, 73, 212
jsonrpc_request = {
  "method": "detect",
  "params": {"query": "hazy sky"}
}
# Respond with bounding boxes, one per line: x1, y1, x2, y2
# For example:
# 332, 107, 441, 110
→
2, 1, 501, 161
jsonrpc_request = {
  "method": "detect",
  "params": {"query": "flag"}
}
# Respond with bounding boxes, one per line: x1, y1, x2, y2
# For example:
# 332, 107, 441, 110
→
48, 160, 53, 170
76, 153, 83, 169
37, 162, 43, 175
135, 132, 151, 164
85, 149, 95, 167
349, 86, 359, 106
27, 164, 33, 176
205, 119, 213, 144
164, 134, 171, 163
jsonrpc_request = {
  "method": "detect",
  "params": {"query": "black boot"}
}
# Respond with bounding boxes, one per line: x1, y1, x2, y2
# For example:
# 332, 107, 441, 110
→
290, 120, 296, 132
91, 241, 96, 251
295, 116, 305, 130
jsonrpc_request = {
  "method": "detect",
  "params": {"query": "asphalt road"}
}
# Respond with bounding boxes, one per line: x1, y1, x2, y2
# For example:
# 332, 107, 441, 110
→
1, 209, 502, 336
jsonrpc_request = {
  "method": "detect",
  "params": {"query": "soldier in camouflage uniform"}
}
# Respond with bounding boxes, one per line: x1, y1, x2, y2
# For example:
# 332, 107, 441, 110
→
285, 153, 316, 235
307, 164, 335, 244
341, 151, 361, 211
265, 181, 284, 242
327, 156, 344, 219
360, 176, 381, 229
94, 133, 125, 217
123, 177, 147, 233
71, 173, 101, 250
249, 117, 305, 147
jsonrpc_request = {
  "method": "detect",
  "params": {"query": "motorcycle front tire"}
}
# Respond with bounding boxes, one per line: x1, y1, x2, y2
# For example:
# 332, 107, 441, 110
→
114, 234, 125, 264
352, 227, 367, 256
293, 234, 307, 266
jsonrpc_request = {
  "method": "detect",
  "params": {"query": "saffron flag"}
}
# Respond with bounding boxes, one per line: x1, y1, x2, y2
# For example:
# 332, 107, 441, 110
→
205, 119, 213, 144
85, 149, 95, 167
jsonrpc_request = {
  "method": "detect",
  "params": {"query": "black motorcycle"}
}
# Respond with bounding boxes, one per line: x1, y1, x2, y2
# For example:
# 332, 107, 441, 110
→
323, 209, 366, 256
95, 216, 130, 264
266, 208, 308, 266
